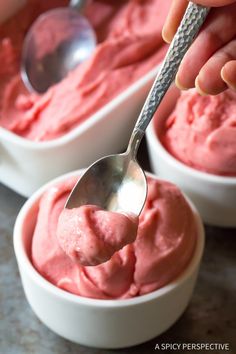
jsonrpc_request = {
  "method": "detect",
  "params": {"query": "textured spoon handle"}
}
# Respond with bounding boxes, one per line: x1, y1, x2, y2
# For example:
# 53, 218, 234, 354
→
132, 2, 210, 142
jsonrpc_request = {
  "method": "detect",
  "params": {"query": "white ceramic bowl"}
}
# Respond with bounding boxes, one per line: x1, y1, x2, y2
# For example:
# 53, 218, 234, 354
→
146, 86, 236, 227
0, 64, 160, 197
14, 170, 204, 349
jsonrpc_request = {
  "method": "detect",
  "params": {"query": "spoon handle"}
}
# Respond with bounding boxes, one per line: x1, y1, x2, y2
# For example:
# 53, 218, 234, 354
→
128, 2, 210, 156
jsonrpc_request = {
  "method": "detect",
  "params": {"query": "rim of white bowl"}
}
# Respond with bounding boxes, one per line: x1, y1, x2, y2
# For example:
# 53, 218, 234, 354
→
13, 170, 205, 308
0, 66, 160, 150
147, 121, 236, 185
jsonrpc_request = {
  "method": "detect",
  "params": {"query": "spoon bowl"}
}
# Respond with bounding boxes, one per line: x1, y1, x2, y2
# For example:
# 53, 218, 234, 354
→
66, 153, 147, 216
21, 6, 96, 93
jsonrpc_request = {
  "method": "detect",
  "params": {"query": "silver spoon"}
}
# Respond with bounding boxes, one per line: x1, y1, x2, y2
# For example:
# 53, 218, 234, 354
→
66, 3, 210, 216
21, 0, 96, 93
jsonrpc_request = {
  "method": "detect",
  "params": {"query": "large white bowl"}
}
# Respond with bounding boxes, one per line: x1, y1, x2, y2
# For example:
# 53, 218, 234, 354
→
146, 86, 236, 227
0, 66, 159, 197
14, 170, 205, 349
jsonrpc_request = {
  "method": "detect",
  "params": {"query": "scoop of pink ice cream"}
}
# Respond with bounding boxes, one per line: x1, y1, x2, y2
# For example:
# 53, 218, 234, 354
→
161, 89, 236, 176
57, 205, 138, 266
31, 175, 197, 299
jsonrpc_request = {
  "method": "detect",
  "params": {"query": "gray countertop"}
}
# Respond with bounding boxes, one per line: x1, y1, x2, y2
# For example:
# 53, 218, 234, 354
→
1, 140, 236, 354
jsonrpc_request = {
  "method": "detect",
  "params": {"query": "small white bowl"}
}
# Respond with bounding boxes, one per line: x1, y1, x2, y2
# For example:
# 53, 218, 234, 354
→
0, 65, 160, 197
146, 86, 236, 227
14, 170, 204, 349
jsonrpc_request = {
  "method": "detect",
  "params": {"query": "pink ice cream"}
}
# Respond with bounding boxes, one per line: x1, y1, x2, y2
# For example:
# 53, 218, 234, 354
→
0, 0, 171, 141
31, 175, 197, 300
161, 89, 236, 176
57, 205, 138, 266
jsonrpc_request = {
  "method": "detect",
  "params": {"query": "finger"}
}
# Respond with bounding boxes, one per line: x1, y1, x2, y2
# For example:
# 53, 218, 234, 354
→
193, 0, 236, 6
175, 3, 236, 89
162, 0, 188, 43
162, 0, 236, 44
221, 60, 236, 89
195, 39, 236, 95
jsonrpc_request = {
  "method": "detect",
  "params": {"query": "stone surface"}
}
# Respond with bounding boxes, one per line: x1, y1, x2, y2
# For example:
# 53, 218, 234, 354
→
0, 140, 236, 354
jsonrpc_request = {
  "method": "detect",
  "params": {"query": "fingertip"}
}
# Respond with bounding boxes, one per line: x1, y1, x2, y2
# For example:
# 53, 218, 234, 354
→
161, 0, 188, 44
221, 65, 226, 79
195, 76, 209, 96
162, 27, 172, 44
175, 73, 189, 90
221, 66, 228, 87
221, 62, 236, 89
195, 71, 227, 96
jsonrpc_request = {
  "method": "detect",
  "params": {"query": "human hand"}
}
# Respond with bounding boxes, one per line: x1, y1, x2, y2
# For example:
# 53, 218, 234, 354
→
162, 0, 236, 94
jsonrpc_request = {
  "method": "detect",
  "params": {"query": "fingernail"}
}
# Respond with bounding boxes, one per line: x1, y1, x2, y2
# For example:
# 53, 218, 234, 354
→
195, 76, 208, 96
175, 73, 188, 90
221, 66, 236, 89
221, 66, 227, 82
162, 28, 172, 44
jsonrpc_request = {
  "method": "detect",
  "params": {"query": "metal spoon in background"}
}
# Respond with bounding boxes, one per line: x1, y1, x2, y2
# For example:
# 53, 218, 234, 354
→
21, 0, 96, 93
65, 3, 210, 216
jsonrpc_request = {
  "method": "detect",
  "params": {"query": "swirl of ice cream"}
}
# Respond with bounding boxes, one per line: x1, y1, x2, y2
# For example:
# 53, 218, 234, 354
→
161, 89, 236, 176
31, 175, 197, 299
57, 205, 138, 266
